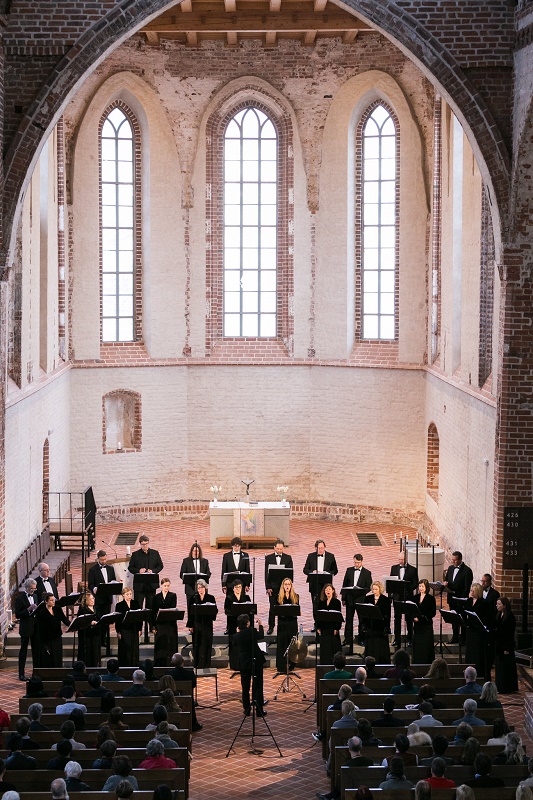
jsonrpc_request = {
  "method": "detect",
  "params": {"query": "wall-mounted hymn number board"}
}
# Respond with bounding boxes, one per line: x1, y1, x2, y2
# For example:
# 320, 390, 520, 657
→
503, 507, 533, 569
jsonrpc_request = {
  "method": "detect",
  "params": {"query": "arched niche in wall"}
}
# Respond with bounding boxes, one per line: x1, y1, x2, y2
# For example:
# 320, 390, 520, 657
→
102, 390, 142, 454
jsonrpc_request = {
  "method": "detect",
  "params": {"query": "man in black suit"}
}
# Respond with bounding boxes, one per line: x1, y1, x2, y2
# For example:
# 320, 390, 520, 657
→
264, 539, 293, 634
443, 550, 473, 643
342, 553, 372, 652
179, 544, 211, 599
35, 563, 60, 603
14, 578, 38, 680
127, 535, 164, 611
232, 613, 266, 716
303, 539, 338, 629
220, 537, 250, 592
481, 573, 500, 610
389, 552, 419, 646
87, 550, 117, 617
167, 653, 202, 731
481, 573, 499, 674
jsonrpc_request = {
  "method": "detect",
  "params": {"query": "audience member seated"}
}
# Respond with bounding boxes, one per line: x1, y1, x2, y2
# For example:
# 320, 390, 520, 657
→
352, 667, 373, 694
94, 726, 117, 750
69, 708, 86, 731
2, 790, 19, 800
373, 697, 404, 728
452, 722, 474, 745
123, 669, 152, 697
102, 755, 139, 792
24, 677, 47, 699
46, 739, 73, 770
116, 779, 135, 800
324, 652, 354, 680
477, 681, 502, 708
55, 676, 79, 700
487, 717, 510, 745
517, 787, 533, 800
325, 702, 359, 773
138, 739, 177, 769
418, 701, 443, 727
64, 760, 91, 792
153, 784, 173, 800
51, 720, 86, 750
316, 736, 373, 800
417, 684, 445, 710
381, 734, 418, 767
139, 659, 155, 681
15, 717, 40, 749
72, 661, 88, 681
167, 653, 202, 732
455, 666, 483, 694
84, 672, 112, 697
390, 669, 418, 695
100, 690, 116, 714
384, 650, 416, 681
426, 756, 456, 788
4, 733, 37, 770
464, 752, 505, 788
364, 656, 379, 678
145, 705, 178, 732
378, 756, 415, 790
158, 675, 178, 696
424, 657, 450, 680
55, 686, 87, 715
414, 780, 431, 800
28, 703, 50, 731
453, 698, 485, 726
520, 757, 533, 788
419, 734, 454, 767
101, 706, 129, 730
328, 684, 353, 711
159, 688, 182, 713
102, 658, 126, 682
407, 723, 432, 747
91, 738, 118, 769
154, 721, 180, 751
358, 718, 382, 747
493, 731, 528, 765
51, 778, 68, 800
460, 737, 480, 766
0, 759, 17, 794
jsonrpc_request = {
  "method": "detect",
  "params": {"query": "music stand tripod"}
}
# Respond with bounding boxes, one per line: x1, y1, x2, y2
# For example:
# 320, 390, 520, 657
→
430, 582, 451, 656
272, 604, 305, 699
439, 608, 463, 662
226, 615, 282, 758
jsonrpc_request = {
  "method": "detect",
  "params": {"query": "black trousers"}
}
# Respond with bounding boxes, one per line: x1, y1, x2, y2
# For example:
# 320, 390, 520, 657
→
19, 634, 37, 674
394, 608, 413, 642
240, 669, 264, 714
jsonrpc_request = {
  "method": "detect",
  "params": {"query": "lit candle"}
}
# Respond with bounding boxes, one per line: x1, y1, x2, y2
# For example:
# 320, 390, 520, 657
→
394, 532, 397, 544
117, 441, 122, 450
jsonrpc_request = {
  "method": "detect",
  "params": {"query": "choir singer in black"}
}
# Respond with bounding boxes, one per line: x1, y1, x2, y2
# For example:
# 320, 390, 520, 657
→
180, 544, 211, 600
151, 577, 178, 667
342, 553, 372, 652
389, 552, 418, 647
187, 578, 217, 668
127, 535, 164, 614
265, 539, 293, 635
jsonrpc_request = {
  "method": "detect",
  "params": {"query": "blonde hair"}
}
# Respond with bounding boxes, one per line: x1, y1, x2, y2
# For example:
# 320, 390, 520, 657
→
372, 581, 384, 595
470, 583, 483, 600
455, 787, 475, 800
277, 579, 298, 605
122, 587, 133, 596
424, 658, 450, 680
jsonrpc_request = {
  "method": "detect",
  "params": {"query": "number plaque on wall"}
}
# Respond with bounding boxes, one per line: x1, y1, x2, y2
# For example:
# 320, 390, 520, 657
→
503, 507, 533, 569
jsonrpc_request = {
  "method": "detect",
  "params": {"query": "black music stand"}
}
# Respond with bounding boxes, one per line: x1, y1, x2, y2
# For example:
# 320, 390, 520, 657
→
132, 574, 159, 642
355, 602, 385, 656
430, 582, 451, 655
93, 582, 124, 654
57, 592, 82, 609
308, 573, 333, 629
340, 586, 368, 653
463, 609, 490, 679
267, 565, 293, 588
316, 608, 344, 665
123, 607, 152, 631
439, 608, 463, 662
223, 571, 252, 591
386, 578, 413, 649
67, 612, 96, 663
272, 604, 305, 698
182, 573, 210, 593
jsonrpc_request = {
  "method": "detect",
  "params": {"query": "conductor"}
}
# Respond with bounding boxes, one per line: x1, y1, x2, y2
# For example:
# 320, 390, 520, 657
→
232, 613, 267, 717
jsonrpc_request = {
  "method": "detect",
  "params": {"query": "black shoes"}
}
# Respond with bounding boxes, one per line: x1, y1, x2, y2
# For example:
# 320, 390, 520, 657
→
18, 674, 26, 681
192, 723, 203, 731
267, 628, 274, 635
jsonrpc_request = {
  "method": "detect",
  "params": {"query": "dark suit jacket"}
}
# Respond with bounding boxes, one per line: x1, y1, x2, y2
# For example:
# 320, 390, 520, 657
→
445, 562, 473, 599
232, 624, 266, 674
128, 548, 164, 577
87, 563, 117, 605
151, 590, 178, 627
303, 551, 338, 588
389, 563, 419, 596
464, 776, 504, 788
342, 566, 373, 598
35, 575, 59, 603
221, 551, 250, 586
180, 557, 211, 596
264, 552, 293, 591
484, 586, 500, 610
168, 664, 197, 689
14, 592, 37, 637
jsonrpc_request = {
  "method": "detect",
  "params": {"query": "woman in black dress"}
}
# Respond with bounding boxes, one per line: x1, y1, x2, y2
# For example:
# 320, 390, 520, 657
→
151, 577, 178, 667
36, 593, 69, 667
275, 578, 299, 673
412, 578, 436, 664
362, 581, 391, 664
464, 582, 491, 679
115, 587, 142, 667
224, 580, 251, 670
187, 578, 217, 668
494, 596, 518, 693
77, 591, 101, 667
316, 583, 342, 665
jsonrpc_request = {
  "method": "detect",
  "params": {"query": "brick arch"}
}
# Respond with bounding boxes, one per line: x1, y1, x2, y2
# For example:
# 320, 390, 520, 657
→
1, 0, 511, 265
102, 389, 142, 453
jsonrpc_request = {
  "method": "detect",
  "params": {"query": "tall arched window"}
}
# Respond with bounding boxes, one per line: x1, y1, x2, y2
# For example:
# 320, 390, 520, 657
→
361, 104, 398, 340
223, 107, 277, 338
100, 106, 137, 342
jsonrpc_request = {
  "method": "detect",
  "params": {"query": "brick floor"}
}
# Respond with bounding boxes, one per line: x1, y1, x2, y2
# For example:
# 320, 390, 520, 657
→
1, 518, 530, 799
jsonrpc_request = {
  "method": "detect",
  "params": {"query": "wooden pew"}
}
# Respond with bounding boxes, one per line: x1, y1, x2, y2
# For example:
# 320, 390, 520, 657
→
38, 680, 194, 695
2, 729, 190, 749
0, 747, 190, 770
315, 664, 468, 679
321, 723, 496, 752
31, 667, 196, 680
3, 769, 187, 793
9, 711, 192, 733
345, 790, 519, 800
17, 794, 184, 800
19, 695, 193, 714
